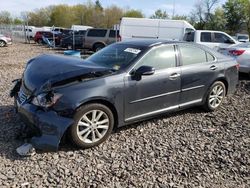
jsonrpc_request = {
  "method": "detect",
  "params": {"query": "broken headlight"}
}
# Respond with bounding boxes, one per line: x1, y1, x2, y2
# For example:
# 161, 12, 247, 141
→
32, 92, 62, 108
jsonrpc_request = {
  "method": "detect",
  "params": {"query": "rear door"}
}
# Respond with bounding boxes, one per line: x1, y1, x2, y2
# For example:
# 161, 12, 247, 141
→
177, 44, 221, 107
124, 45, 181, 122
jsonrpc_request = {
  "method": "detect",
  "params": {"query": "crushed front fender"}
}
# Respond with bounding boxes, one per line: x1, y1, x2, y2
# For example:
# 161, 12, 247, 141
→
18, 103, 74, 151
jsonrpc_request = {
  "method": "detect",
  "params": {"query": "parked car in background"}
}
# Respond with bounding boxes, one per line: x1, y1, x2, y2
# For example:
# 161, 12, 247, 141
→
119, 17, 195, 41
83, 28, 119, 52
184, 30, 239, 50
34, 31, 60, 45
218, 42, 250, 74
10, 40, 238, 151
0, 34, 12, 47
60, 30, 86, 49
235, 33, 249, 43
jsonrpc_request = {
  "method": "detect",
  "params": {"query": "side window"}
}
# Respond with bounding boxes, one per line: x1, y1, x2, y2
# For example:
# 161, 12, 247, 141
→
135, 45, 176, 70
179, 45, 207, 66
214, 33, 234, 44
109, 30, 119, 38
87, 29, 107, 37
200, 32, 212, 42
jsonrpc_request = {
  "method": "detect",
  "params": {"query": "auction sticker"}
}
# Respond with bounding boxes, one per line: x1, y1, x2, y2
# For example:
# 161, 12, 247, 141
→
124, 48, 141, 54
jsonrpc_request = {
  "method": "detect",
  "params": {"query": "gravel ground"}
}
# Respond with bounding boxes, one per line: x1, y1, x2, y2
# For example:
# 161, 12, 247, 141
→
0, 42, 249, 187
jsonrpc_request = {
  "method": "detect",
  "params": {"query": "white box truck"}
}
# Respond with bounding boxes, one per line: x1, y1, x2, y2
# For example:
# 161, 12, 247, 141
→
119, 17, 195, 41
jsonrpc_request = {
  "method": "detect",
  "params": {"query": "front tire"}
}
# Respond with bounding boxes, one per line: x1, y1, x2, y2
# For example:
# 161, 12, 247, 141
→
203, 81, 226, 111
0, 40, 6, 47
70, 103, 114, 149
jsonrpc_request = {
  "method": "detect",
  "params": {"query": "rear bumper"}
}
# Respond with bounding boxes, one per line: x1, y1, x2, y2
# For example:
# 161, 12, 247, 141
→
17, 101, 74, 151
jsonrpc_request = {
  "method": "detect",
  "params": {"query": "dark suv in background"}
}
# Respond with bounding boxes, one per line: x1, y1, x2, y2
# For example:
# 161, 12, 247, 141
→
60, 30, 86, 49
83, 28, 119, 52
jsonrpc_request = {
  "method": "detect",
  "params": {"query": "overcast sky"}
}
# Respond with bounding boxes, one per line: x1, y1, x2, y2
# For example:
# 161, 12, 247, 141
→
1, 0, 227, 18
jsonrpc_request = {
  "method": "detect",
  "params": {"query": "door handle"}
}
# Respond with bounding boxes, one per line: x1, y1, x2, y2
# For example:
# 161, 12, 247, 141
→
210, 65, 217, 70
169, 73, 180, 80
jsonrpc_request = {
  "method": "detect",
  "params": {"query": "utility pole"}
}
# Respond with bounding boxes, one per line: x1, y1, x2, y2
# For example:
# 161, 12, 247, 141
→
172, 0, 176, 19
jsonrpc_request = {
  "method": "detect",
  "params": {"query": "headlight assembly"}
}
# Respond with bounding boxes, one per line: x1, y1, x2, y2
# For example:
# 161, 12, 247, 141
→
32, 92, 62, 108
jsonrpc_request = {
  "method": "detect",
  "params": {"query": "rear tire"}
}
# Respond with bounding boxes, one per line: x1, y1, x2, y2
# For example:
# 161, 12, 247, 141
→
203, 81, 226, 112
94, 43, 105, 52
0, 40, 6, 47
70, 103, 114, 149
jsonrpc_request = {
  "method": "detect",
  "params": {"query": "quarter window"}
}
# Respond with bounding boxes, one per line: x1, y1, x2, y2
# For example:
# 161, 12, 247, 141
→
206, 52, 215, 62
135, 46, 176, 70
179, 46, 207, 65
201, 32, 212, 42
109, 30, 119, 38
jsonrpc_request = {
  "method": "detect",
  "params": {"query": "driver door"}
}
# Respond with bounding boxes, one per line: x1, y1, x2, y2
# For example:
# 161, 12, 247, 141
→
124, 45, 181, 122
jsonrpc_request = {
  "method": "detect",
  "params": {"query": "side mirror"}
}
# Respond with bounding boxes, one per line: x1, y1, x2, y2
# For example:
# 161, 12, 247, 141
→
134, 66, 155, 76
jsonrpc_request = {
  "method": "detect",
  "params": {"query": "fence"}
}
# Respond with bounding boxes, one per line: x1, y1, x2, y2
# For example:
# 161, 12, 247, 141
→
0, 24, 27, 42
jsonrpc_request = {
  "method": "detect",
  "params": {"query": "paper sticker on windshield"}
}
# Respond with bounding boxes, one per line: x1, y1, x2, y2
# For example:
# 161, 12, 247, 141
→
124, 48, 141, 54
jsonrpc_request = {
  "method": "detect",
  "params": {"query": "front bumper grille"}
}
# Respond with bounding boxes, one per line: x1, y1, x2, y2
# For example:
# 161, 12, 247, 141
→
18, 89, 28, 104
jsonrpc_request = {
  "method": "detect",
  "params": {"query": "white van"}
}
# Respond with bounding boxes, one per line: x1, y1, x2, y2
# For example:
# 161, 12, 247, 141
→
71, 25, 93, 31
119, 17, 195, 41
183, 30, 239, 50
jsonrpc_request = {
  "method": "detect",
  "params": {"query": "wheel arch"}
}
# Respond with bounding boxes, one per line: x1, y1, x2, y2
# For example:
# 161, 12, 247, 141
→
214, 77, 229, 95
76, 98, 119, 129
202, 77, 229, 104
92, 42, 106, 50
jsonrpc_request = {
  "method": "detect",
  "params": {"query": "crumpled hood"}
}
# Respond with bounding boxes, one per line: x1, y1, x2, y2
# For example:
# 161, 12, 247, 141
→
23, 54, 111, 93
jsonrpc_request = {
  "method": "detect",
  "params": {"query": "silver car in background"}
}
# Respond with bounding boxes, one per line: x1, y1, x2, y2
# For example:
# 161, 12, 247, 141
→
0, 34, 12, 47
219, 42, 250, 74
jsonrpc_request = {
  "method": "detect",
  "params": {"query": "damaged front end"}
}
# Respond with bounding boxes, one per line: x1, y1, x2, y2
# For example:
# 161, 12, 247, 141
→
10, 79, 74, 151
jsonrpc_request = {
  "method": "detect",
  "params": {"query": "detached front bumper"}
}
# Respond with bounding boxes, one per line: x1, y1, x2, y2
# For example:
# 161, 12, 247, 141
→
16, 101, 74, 151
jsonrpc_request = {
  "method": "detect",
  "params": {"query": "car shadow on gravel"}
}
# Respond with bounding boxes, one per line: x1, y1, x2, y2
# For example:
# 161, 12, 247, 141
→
114, 106, 205, 134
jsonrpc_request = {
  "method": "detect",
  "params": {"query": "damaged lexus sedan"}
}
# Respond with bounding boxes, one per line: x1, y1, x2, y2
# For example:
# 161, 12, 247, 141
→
10, 40, 238, 151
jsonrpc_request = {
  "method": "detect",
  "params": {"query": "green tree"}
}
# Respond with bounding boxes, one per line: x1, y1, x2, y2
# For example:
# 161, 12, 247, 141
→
28, 7, 51, 26
206, 8, 226, 31
150, 9, 169, 19
104, 6, 123, 28
123, 9, 144, 18
49, 5, 74, 27
223, 0, 248, 34
172, 15, 188, 21
0, 11, 12, 24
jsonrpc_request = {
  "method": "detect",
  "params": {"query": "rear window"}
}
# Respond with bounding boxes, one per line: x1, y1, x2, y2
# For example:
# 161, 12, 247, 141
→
201, 32, 212, 42
183, 32, 194, 42
87, 29, 107, 37
109, 30, 119, 38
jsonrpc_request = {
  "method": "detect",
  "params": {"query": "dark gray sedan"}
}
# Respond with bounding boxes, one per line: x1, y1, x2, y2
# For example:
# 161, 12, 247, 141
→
11, 40, 238, 151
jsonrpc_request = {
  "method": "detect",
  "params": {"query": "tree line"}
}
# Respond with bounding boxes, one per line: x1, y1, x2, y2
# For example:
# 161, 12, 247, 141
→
0, 0, 249, 35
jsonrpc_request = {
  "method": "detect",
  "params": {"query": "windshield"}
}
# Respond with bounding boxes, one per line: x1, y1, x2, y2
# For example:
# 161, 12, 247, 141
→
86, 44, 144, 71
238, 36, 249, 40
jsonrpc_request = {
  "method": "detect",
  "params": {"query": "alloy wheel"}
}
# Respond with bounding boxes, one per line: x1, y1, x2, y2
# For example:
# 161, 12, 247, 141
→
76, 110, 109, 144
209, 84, 225, 109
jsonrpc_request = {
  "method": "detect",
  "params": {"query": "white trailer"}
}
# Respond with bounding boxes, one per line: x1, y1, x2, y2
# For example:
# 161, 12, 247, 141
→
119, 17, 195, 41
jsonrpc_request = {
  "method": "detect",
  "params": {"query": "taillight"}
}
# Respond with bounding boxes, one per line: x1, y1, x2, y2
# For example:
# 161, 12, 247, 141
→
117, 35, 121, 42
229, 50, 245, 56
